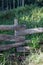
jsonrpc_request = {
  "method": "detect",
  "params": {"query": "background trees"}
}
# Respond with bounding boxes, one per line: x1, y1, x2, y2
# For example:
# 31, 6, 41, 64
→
25, 0, 43, 6
0, 0, 43, 11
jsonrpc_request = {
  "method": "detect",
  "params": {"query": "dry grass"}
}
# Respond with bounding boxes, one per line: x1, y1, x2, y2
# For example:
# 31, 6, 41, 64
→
22, 50, 43, 65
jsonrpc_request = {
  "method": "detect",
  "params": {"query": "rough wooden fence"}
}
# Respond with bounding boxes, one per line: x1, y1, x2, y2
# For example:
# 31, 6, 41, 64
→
0, 19, 43, 51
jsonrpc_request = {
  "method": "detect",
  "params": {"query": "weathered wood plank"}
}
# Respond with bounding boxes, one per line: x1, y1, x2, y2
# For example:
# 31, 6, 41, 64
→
13, 36, 25, 42
0, 39, 42, 51
0, 34, 13, 41
16, 28, 43, 36
16, 46, 32, 52
0, 25, 26, 30
0, 34, 25, 42
0, 40, 31, 51
0, 25, 14, 30
0, 34, 43, 42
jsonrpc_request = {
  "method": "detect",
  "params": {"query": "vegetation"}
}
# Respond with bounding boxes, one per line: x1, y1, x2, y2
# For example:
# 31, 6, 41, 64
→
22, 50, 43, 65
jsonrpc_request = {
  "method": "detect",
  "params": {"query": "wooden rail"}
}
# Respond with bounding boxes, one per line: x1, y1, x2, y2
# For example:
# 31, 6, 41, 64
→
0, 40, 31, 51
16, 28, 43, 36
0, 34, 25, 42
0, 25, 26, 30
0, 27, 43, 41
16, 46, 31, 52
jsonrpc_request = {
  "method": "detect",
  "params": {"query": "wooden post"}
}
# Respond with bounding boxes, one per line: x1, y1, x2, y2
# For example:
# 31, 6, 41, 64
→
14, 18, 18, 37
14, 18, 26, 42
14, 18, 18, 26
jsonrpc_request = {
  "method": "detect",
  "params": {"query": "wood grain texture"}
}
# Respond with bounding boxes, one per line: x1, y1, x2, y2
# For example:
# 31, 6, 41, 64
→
0, 25, 26, 30
0, 40, 31, 51
0, 34, 25, 42
16, 28, 43, 36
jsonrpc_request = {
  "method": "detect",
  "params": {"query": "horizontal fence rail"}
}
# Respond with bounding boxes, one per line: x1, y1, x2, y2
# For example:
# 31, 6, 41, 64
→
0, 27, 43, 41
16, 46, 32, 52
0, 34, 25, 42
0, 40, 31, 51
16, 28, 43, 36
0, 25, 26, 30
0, 40, 43, 51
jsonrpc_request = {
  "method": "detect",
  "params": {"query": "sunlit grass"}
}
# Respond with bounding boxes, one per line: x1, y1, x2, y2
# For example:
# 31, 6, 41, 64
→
22, 51, 43, 65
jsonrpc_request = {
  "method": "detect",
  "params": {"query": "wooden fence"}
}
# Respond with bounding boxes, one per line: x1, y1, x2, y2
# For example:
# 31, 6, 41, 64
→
0, 19, 43, 51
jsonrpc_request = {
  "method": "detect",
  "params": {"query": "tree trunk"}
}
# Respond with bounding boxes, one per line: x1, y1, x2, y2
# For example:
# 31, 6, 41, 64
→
2, 0, 4, 10
13, 0, 15, 8
7, 0, 8, 10
22, 0, 24, 6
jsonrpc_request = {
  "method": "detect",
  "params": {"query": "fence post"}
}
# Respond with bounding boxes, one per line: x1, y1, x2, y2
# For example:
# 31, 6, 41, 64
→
14, 18, 18, 37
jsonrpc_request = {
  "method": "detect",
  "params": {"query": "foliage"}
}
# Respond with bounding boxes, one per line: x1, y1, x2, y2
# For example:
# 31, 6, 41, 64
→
0, 54, 5, 65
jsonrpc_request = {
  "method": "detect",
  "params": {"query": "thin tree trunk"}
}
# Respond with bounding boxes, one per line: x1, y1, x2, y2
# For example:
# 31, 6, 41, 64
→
2, 0, 4, 10
8, 0, 11, 10
7, 0, 8, 10
13, 0, 15, 8
17, 0, 19, 7
22, 0, 24, 6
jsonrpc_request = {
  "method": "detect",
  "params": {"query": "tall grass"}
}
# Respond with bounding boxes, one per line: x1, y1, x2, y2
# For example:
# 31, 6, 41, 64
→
22, 50, 43, 65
